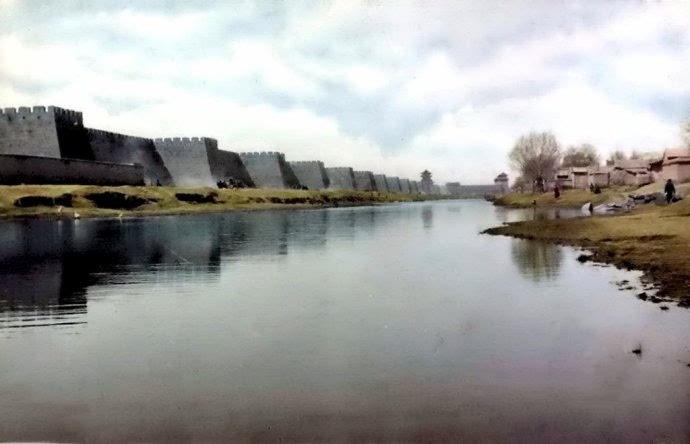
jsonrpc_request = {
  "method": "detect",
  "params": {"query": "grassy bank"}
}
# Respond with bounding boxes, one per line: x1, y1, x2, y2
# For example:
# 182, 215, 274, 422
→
0, 185, 441, 219
493, 187, 630, 208
484, 197, 690, 306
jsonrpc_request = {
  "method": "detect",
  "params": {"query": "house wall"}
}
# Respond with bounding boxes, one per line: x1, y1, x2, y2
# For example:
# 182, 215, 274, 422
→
610, 169, 628, 186
373, 174, 389, 192
0, 153, 144, 185
353, 171, 377, 191
240, 152, 301, 189
289, 161, 329, 189
326, 167, 356, 190
153, 137, 215, 187
573, 173, 588, 189
87, 129, 173, 185
636, 173, 652, 186
589, 173, 610, 187
662, 162, 690, 183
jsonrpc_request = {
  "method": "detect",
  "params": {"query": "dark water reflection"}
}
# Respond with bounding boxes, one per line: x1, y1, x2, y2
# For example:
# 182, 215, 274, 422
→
1, 201, 689, 442
511, 239, 563, 282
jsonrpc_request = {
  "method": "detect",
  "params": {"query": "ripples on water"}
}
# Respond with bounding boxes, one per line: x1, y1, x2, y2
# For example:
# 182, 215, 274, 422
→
1, 201, 689, 442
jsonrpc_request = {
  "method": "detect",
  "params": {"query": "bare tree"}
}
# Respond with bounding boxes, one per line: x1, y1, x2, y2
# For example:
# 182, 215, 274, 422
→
508, 131, 561, 191
606, 150, 627, 166
682, 119, 690, 148
561, 143, 600, 167
630, 150, 662, 162
511, 176, 529, 193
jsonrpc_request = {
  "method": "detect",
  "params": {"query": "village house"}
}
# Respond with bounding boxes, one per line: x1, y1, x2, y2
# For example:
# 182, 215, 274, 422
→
610, 159, 652, 186
588, 166, 611, 188
554, 168, 573, 188
554, 167, 592, 189
650, 149, 690, 183
554, 166, 611, 189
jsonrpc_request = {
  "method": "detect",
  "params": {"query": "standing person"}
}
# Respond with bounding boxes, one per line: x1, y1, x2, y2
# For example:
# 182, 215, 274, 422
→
664, 179, 676, 203
554, 184, 560, 199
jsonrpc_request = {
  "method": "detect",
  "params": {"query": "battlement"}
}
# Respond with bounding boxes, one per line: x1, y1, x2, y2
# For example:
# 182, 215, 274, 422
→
0, 105, 81, 124
354, 170, 374, 175
153, 136, 216, 144
290, 160, 324, 166
87, 128, 152, 142
240, 151, 285, 157
326, 167, 354, 172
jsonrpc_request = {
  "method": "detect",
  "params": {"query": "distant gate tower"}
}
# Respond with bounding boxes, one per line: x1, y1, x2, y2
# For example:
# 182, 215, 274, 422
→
420, 169, 434, 193
494, 172, 509, 193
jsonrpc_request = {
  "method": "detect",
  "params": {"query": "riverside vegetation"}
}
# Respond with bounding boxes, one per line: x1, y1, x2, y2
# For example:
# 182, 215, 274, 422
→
486, 183, 690, 306
0, 184, 442, 219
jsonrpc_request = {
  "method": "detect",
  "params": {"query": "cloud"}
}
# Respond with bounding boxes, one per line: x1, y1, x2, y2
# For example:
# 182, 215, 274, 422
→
1, 1, 689, 184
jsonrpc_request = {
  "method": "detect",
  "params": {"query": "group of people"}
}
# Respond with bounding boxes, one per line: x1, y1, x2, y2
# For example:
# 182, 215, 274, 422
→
216, 177, 249, 189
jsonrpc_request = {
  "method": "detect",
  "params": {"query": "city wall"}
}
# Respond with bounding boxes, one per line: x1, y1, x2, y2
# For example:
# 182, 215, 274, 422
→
240, 152, 301, 188
87, 129, 173, 185
153, 137, 215, 187
0, 105, 442, 192
326, 167, 355, 190
210, 147, 254, 186
289, 161, 329, 189
0, 153, 144, 186
373, 174, 389, 192
0, 106, 80, 158
353, 171, 377, 191
386, 176, 402, 193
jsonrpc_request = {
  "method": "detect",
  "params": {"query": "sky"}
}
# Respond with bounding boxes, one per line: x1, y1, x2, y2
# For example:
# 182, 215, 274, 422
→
1, 0, 689, 184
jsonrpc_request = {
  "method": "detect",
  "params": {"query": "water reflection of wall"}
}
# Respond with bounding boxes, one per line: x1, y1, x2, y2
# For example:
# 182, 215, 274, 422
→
510, 239, 563, 282
422, 205, 434, 229
0, 217, 223, 328
0, 206, 402, 328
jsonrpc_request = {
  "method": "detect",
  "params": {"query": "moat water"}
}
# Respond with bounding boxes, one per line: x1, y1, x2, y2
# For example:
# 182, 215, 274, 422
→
1, 201, 689, 442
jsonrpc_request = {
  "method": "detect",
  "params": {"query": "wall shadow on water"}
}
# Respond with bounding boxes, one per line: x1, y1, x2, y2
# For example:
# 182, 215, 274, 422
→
0, 207, 395, 329
510, 238, 563, 282
0, 217, 224, 329
422, 205, 434, 229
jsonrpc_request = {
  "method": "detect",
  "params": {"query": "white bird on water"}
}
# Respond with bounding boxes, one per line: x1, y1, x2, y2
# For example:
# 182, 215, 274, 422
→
73, 210, 80, 219
56, 206, 63, 214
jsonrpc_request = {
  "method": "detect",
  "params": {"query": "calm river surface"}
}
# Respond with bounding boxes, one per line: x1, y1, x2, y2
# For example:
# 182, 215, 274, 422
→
1, 200, 689, 442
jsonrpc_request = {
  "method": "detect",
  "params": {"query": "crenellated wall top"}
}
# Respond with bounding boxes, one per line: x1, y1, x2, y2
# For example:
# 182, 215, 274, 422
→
290, 160, 324, 166
326, 166, 354, 172
87, 128, 152, 142
153, 136, 216, 143
0, 105, 83, 123
239, 151, 286, 159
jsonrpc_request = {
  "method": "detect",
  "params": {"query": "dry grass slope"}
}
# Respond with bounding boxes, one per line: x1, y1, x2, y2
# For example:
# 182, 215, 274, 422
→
0, 185, 440, 219
493, 188, 631, 208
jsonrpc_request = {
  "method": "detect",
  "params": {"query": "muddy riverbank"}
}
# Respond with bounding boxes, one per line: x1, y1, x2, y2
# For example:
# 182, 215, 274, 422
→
485, 197, 690, 306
